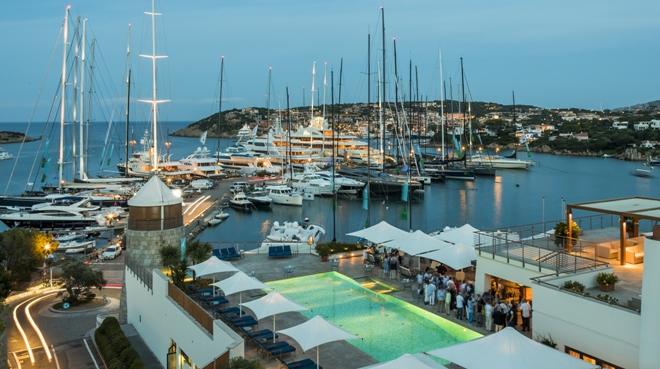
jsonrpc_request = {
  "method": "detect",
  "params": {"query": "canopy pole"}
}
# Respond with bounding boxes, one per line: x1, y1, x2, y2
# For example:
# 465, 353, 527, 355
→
273, 315, 277, 342
317, 346, 320, 369
212, 276, 216, 296
239, 292, 243, 316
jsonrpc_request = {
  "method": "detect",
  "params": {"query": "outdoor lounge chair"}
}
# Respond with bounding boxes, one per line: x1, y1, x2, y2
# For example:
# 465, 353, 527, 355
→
213, 247, 241, 261
215, 306, 240, 317
246, 329, 278, 340
266, 342, 296, 356
203, 295, 228, 306
268, 245, 293, 258
231, 315, 258, 327
285, 358, 322, 369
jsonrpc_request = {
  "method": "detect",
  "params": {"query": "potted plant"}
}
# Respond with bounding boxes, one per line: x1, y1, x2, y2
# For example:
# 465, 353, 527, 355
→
554, 220, 581, 251
316, 244, 331, 262
596, 272, 619, 292
562, 280, 585, 294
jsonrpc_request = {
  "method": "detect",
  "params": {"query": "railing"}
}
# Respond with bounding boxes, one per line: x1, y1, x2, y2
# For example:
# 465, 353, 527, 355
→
531, 274, 642, 314
475, 230, 608, 275
480, 214, 619, 241
167, 282, 214, 335
125, 255, 153, 290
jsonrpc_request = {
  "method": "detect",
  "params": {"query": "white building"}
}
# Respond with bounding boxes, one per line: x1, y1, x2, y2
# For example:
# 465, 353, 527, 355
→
650, 119, 660, 129
633, 122, 650, 131
473, 197, 660, 369
612, 121, 629, 130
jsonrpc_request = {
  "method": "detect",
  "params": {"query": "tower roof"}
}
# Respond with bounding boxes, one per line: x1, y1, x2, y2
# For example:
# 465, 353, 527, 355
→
128, 176, 181, 207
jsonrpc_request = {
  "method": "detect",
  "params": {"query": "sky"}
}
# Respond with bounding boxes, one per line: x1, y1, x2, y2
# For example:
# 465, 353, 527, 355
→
1, 0, 659, 122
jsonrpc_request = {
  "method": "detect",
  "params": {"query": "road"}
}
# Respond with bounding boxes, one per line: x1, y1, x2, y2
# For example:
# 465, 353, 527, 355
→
7, 256, 124, 369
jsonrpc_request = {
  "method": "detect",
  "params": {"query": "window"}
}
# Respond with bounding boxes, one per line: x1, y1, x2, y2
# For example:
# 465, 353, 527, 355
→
565, 346, 624, 369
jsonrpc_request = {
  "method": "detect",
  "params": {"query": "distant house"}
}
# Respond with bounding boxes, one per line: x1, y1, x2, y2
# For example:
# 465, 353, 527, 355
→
558, 132, 574, 138
640, 140, 657, 149
612, 121, 629, 130
574, 132, 589, 141
634, 122, 650, 131
650, 119, 660, 129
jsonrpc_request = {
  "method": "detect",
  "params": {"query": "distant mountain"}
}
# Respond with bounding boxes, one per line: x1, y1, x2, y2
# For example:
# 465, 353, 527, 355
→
614, 100, 660, 112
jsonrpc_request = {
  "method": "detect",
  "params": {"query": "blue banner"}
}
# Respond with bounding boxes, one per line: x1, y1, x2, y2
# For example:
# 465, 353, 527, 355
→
362, 186, 369, 210
180, 238, 187, 261
401, 181, 409, 202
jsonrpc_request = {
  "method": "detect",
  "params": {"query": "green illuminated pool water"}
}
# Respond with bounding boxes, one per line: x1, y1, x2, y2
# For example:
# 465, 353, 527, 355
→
267, 272, 481, 362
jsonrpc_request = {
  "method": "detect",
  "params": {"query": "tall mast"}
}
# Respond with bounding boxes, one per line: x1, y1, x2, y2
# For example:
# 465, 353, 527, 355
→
331, 69, 336, 242
125, 24, 132, 178
87, 40, 95, 171
380, 7, 386, 170
393, 38, 401, 164
322, 62, 327, 120
78, 18, 87, 179
216, 56, 225, 154
286, 87, 293, 182
460, 57, 469, 155
378, 64, 384, 171
439, 50, 445, 159
58, 6, 70, 190
415, 65, 419, 150
71, 17, 79, 180
139, 0, 169, 172
366, 33, 371, 226
310, 61, 316, 120
338, 58, 343, 105
266, 66, 272, 127
512, 90, 517, 126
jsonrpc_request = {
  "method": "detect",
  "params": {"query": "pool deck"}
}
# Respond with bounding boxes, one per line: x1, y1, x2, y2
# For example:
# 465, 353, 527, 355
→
233, 253, 491, 369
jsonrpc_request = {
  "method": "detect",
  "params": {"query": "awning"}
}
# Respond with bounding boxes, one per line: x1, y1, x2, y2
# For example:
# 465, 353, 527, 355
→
434, 224, 480, 246
187, 256, 239, 278
385, 230, 450, 256
240, 292, 307, 340
427, 327, 599, 369
359, 353, 447, 369
211, 271, 269, 296
347, 221, 409, 244
418, 243, 476, 270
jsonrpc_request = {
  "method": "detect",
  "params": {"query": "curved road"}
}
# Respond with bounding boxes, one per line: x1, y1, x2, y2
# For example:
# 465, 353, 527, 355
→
8, 290, 118, 369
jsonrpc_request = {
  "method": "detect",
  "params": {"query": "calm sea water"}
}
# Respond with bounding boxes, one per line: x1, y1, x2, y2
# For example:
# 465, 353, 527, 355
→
0, 121, 657, 243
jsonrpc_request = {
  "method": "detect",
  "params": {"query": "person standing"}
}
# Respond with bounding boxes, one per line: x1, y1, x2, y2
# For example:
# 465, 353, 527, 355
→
437, 286, 446, 313
466, 295, 474, 324
383, 253, 390, 278
520, 299, 532, 332
484, 300, 493, 332
444, 288, 452, 316
456, 293, 465, 320
428, 281, 437, 305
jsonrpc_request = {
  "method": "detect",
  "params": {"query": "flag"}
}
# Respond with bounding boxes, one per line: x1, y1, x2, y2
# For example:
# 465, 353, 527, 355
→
362, 186, 369, 210
452, 135, 462, 155
401, 181, 409, 202
400, 206, 408, 220
180, 238, 187, 261
200, 131, 208, 145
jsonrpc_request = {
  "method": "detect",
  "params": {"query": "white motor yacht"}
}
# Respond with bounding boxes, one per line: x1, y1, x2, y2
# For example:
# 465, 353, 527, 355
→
265, 185, 303, 206
290, 173, 336, 196
250, 220, 326, 254
0, 197, 104, 229
180, 147, 224, 178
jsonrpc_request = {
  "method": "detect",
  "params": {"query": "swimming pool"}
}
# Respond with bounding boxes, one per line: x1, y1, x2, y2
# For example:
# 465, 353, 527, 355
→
267, 272, 481, 362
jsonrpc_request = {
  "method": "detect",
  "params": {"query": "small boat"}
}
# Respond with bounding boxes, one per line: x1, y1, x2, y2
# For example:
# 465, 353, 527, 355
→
58, 239, 96, 253
215, 210, 230, 220
650, 157, 659, 166
207, 218, 223, 226
246, 191, 272, 209
632, 167, 654, 178
55, 231, 86, 242
0, 149, 13, 161
265, 185, 303, 206
228, 192, 254, 212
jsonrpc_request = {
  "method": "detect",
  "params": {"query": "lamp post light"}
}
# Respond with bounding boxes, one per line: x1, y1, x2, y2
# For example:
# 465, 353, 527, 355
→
44, 242, 53, 287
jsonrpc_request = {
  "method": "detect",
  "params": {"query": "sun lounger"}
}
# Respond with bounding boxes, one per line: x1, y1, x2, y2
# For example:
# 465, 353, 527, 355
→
216, 306, 240, 316
246, 329, 278, 340
285, 358, 322, 369
231, 315, 258, 328
268, 245, 293, 258
213, 246, 241, 261
266, 342, 296, 356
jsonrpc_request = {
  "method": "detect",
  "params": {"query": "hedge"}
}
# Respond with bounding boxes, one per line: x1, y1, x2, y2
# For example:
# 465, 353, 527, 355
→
95, 317, 144, 369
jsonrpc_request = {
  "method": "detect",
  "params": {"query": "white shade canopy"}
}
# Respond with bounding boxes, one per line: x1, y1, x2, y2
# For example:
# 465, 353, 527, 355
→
434, 224, 479, 247
385, 230, 450, 256
419, 243, 477, 270
240, 292, 307, 320
359, 354, 448, 369
277, 315, 357, 352
427, 327, 599, 369
347, 221, 409, 244
188, 256, 239, 278
210, 271, 269, 296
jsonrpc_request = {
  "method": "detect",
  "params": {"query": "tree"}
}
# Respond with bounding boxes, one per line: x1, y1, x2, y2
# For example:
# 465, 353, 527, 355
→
61, 260, 105, 304
229, 357, 264, 369
554, 221, 581, 250
0, 229, 55, 284
159, 245, 187, 288
186, 240, 212, 264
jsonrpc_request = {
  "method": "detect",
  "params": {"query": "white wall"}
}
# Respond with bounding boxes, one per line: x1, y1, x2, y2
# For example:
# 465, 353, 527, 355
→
639, 238, 660, 369
534, 283, 640, 369
125, 269, 244, 368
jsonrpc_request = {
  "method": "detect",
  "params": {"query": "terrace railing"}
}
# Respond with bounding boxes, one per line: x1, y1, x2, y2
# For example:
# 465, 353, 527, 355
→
475, 229, 608, 275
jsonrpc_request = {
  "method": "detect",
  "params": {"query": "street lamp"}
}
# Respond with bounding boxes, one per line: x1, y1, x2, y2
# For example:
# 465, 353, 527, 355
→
43, 243, 53, 287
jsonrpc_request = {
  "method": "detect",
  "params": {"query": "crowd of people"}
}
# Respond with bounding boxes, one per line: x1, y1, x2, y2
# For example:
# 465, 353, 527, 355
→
414, 267, 532, 333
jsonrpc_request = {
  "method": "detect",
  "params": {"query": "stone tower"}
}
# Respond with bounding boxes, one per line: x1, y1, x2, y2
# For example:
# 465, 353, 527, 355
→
120, 176, 184, 322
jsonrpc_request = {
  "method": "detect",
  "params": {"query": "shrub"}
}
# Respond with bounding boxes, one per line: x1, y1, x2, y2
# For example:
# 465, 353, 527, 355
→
554, 221, 581, 247
596, 272, 619, 287
562, 280, 585, 294
316, 242, 365, 257
536, 334, 557, 348
229, 357, 264, 369
595, 294, 619, 305
94, 317, 144, 369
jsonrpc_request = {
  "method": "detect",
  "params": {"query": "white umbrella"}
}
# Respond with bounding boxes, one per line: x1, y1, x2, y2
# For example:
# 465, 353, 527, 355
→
188, 256, 239, 295
434, 224, 479, 246
359, 353, 448, 369
418, 243, 476, 270
277, 315, 357, 369
427, 327, 599, 369
211, 271, 269, 315
240, 292, 307, 340
347, 221, 408, 244
384, 230, 450, 256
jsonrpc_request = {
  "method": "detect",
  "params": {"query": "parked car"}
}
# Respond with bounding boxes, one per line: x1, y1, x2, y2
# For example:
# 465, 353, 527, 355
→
101, 245, 122, 260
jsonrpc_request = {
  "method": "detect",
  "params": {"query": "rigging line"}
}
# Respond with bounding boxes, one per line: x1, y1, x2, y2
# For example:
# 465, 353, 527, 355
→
5, 25, 63, 195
